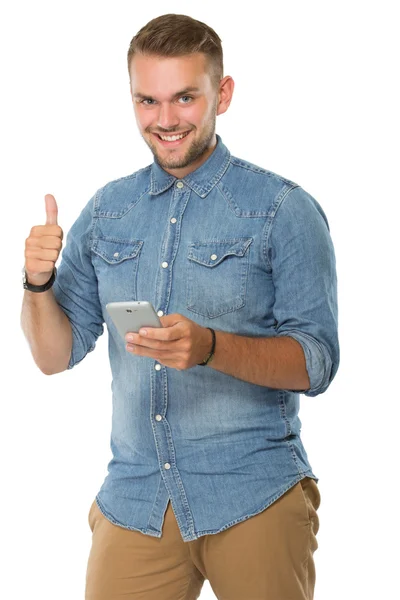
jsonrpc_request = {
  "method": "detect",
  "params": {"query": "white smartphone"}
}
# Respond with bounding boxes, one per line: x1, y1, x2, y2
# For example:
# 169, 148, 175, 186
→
106, 301, 162, 340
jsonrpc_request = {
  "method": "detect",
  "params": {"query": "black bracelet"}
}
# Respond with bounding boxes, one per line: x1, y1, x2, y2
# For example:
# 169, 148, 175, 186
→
197, 327, 216, 366
23, 267, 57, 293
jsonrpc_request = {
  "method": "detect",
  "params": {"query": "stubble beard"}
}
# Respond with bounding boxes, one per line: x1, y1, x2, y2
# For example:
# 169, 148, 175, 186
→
144, 112, 217, 171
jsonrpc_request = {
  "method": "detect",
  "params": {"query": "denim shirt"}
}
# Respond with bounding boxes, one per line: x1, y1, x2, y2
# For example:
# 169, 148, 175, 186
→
52, 134, 339, 542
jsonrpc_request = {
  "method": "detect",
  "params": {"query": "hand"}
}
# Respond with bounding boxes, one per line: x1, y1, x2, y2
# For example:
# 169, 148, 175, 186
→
125, 313, 213, 370
24, 194, 64, 286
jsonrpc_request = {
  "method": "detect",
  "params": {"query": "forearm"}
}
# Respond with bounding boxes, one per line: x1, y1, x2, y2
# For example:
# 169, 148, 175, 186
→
208, 330, 310, 390
21, 288, 73, 375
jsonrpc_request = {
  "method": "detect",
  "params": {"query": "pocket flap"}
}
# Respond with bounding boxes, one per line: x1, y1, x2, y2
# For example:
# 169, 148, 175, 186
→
188, 238, 253, 267
91, 238, 143, 264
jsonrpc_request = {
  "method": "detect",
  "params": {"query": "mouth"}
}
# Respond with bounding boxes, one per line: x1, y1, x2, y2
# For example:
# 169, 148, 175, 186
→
152, 130, 191, 148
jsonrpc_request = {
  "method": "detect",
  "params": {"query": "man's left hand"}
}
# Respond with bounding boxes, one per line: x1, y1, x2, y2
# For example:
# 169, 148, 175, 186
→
125, 313, 213, 370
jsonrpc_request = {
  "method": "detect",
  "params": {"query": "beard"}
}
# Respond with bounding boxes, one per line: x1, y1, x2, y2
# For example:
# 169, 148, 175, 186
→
143, 110, 217, 171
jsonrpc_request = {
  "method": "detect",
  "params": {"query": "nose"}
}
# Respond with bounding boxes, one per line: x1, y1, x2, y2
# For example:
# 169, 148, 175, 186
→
156, 102, 180, 131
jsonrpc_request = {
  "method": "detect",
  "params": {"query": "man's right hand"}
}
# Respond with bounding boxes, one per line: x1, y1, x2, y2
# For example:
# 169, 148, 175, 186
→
24, 194, 64, 286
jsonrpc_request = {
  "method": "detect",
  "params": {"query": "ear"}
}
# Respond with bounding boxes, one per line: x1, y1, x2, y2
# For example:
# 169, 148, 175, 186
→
216, 76, 235, 116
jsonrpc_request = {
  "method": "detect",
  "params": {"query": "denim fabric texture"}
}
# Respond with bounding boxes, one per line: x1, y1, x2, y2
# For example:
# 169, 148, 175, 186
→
52, 134, 339, 542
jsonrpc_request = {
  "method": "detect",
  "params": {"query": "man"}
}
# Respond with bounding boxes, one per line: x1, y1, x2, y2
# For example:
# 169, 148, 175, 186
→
21, 13, 339, 600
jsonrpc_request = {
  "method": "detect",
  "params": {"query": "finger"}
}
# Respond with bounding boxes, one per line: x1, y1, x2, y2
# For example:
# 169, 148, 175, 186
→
26, 235, 62, 250
125, 334, 177, 350
138, 325, 182, 341
126, 344, 174, 360
125, 345, 186, 371
39, 235, 63, 250
25, 248, 60, 262
159, 313, 184, 328
45, 194, 58, 225
30, 225, 63, 239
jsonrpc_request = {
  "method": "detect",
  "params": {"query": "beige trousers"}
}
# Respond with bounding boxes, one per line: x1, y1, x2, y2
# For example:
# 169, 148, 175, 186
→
85, 476, 320, 600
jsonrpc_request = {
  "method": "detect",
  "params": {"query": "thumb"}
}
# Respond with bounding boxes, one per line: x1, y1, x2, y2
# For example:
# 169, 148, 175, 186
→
159, 313, 185, 329
45, 193, 58, 225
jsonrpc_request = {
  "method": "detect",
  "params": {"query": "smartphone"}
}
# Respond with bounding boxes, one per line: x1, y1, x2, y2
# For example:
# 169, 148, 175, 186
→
106, 301, 162, 341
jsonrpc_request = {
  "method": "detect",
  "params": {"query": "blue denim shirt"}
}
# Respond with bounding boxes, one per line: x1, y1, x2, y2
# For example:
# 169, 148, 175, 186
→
52, 134, 339, 542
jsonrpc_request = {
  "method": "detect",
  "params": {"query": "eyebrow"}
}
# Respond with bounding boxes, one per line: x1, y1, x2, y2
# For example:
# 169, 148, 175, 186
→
133, 87, 201, 100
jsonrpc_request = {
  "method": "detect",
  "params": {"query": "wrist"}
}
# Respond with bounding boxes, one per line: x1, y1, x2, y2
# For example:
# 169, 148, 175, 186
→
23, 267, 57, 292
25, 271, 53, 287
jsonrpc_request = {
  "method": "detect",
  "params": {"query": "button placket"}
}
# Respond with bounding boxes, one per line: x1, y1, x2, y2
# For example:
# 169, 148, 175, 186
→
161, 182, 184, 271
151, 183, 191, 486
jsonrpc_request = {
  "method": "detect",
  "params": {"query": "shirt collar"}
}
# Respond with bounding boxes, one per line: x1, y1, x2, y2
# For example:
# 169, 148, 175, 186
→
149, 134, 231, 198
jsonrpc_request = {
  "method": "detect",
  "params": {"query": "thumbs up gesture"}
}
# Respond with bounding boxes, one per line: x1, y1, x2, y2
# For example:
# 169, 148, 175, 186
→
24, 194, 64, 286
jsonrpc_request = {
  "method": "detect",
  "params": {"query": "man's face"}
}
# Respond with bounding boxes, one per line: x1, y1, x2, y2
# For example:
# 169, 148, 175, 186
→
129, 53, 220, 177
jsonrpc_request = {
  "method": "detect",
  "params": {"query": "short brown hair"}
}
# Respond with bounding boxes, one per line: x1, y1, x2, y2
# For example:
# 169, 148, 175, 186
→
127, 14, 223, 88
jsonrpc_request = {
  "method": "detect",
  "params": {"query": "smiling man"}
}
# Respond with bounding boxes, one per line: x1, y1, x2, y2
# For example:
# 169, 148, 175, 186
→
21, 13, 339, 600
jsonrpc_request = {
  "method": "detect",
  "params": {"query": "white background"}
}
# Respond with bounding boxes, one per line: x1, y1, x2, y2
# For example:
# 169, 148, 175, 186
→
1, 1, 398, 598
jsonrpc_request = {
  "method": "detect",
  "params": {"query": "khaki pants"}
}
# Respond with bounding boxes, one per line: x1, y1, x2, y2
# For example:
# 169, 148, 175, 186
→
85, 476, 320, 600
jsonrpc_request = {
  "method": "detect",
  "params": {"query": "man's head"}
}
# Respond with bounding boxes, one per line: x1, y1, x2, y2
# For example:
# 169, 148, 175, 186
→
127, 14, 234, 177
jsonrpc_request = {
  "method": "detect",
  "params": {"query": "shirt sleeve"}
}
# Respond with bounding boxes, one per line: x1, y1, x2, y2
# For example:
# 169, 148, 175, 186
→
267, 185, 339, 396
52, 192, 104, 369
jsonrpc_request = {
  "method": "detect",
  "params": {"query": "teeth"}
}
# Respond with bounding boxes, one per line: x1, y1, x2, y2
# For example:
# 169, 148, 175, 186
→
159, 132, 188, 141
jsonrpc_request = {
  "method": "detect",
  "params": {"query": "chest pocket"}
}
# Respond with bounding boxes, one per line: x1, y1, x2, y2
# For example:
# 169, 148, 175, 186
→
186, 238, 253, 318
91, 238, 144, 305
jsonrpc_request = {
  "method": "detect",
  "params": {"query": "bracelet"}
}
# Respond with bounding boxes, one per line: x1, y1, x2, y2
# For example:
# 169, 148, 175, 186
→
197, 327, 216, 366
22, 267, 57, 293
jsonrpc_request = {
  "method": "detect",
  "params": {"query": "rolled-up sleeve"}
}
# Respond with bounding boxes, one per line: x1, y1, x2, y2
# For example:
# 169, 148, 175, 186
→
52, 192, 104, 369
267, 185, 339, 396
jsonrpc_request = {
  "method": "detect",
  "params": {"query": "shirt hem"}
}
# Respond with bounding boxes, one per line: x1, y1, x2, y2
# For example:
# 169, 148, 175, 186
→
94, 471, 318, 542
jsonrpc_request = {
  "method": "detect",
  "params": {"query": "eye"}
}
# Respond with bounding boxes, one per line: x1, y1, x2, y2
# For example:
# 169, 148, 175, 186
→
140, 98, 156, 106
179, 96, 193, 104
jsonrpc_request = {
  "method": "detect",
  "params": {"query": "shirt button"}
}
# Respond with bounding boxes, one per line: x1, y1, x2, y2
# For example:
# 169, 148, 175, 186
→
113, 252, 119, 258
155, 363, 161, 371
210, 254, 217, 260
157, 310, 164, 317
176, 181, 184, 188
164, 463, 171, 469
170, 217, 177, 224
161, 261, 168, 268
155, 414, 162, 421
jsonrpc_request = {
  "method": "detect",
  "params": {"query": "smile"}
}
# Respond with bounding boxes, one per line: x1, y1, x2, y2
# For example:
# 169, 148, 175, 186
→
159, 131, 190, 141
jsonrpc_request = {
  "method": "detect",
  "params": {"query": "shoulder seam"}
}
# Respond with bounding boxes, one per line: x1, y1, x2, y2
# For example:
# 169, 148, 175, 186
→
229, 156, 297, 186
262, 184, 300, 270
103, 164, 151, 188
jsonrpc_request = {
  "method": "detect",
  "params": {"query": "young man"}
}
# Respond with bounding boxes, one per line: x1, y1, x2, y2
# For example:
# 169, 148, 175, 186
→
21, 13, 339, 600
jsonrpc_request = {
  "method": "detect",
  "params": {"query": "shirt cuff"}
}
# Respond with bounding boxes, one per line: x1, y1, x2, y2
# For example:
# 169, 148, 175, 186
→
67, 320, 96, 370
277, 330, 333, 396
